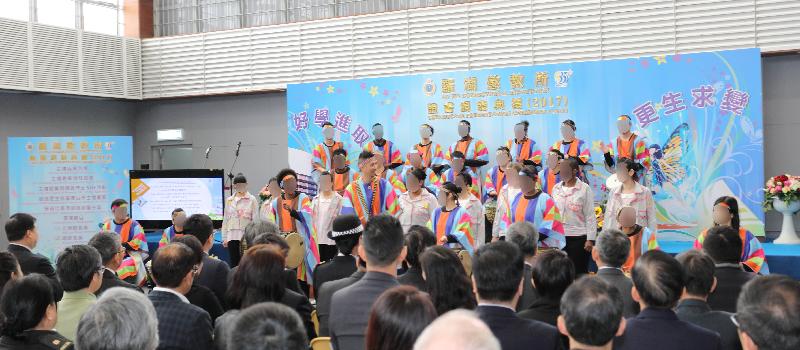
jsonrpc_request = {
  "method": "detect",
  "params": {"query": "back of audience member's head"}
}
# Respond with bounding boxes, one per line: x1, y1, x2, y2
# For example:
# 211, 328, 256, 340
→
676, 250, 716, 298
595, 229, 630, 268
243, 221, 280, 248
76, 287, 159, 350
56, 244, 103, 292
702, 225, 743, 264
151, 243, 195, 289
183, 214, 215, 246
413, 309, 500, 350
0, 274, 56, 337
405, 225, 436, 268
227, 245, 287, 309
736, 275, 800, 350
4, 213, 36, 242
531, 250, 575, 301
420, 246, 476, 315
361, 215, 406, 268
631, 250, 684, 309
472, 241, 523, 303
89, 231, 122, 267
558, 276, 625, 348
228, 302, 308, 350
172, 235, 205, 266
0, 252, 21, 291
252, 233, 290, 258
506, 221, 538, 258
366, 286, 438, 350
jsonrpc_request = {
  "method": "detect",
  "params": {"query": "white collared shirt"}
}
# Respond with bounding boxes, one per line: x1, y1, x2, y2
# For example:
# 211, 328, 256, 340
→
153, 287, 190, 304
8, 242, 32, 252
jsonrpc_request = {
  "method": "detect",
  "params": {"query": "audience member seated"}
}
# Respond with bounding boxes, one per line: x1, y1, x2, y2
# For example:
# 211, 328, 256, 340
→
4, 213, 63, 301
241, 220, 281, 252
76, 287, 159, 350
0, 251, 22, 291
227, 302, 308, 350
419, 245, 476, 315
505, 221, 539, 311
313, 215, 362, 295
703, 225, 755, 313
735, 275, 800, 350
217, 245, 315, 349
413, 309, 500, 350
148, 243, 213, 350
330, 215, 407, 350
591, 229, 638, 317
54, 245, 103, 340
616, 250, 722, 350
88, 231, 142, 295
317, 250, 366, 337
519, 249, 574, 327
0, 274, 73, 349
473, 241, 561, 350
184, 214, 231, 309
366, 285, 438, 350
675, 250, 741, 350
398, 225, 436, 291
173, 235, 225, 321
234, 232, 303, 295
557, 276, 626, 350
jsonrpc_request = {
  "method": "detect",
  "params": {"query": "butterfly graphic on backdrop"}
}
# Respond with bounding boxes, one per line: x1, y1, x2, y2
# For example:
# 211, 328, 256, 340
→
648, 123, 690, 189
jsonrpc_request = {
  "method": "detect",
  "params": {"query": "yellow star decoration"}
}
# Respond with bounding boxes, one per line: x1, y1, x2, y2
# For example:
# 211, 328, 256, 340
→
326, 85, 335, 94
369, 86, 379, 97
654, 56, 667, 65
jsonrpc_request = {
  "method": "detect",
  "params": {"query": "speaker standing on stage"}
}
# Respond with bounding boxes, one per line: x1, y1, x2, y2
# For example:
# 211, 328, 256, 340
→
222, 173, 259, 267
551, 158, 597, 275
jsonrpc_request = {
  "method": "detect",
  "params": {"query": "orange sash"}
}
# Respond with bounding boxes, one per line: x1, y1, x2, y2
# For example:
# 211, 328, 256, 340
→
456, 138, 472, 157
119, 220, 133, 243
417, 143, 433, 167
547, 170, 557, 195
616, 135, 636, 160
334, 171, 350, 194
278, 195, 298, 233
436, 210, 452, 242
513, 196, 530, 222
517, 139, 531, 160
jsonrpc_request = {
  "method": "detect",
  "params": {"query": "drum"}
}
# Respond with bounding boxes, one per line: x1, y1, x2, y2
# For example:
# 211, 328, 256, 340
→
283, 232, 305, 269
456, 249, 472, 276
484, 199, 498, 224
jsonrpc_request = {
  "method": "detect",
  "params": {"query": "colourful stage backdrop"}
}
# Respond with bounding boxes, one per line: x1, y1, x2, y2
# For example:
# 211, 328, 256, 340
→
8, 136, 133, 260
287, 48, 764, 241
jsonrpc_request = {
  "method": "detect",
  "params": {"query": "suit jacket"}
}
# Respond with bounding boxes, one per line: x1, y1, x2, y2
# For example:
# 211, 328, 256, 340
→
329, 271, 399, 350
707, 265, 755, 313
186, 284, 224, 321
7, 244, 64, 301
96, 269, 143, 296
313, 254, 357, 296
476, 305, 561, 350
516, 263, 537, 311
195, 253, 230, 309
317, 270, 364, 337
0, 330, 73, 350
148, 290, 213, 350
398, 266, 426, 291
676, 299, 741, 350
614, 308, 722, 350
517, 295, 560, 327
596, 267, 639, 318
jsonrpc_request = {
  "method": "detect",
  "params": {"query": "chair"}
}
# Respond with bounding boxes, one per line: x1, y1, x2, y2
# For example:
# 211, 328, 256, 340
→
311, 309, 320, 336
310, 337, 332, 350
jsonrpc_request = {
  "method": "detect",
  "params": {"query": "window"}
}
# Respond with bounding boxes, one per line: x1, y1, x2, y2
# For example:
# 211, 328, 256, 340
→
36, 0, 78, 28
82, 0, 120, 35
2, 0, 30, 21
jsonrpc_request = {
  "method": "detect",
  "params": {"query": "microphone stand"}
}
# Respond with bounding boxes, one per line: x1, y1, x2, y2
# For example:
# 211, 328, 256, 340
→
203, 146, 212, 168
227, 142, 241, 197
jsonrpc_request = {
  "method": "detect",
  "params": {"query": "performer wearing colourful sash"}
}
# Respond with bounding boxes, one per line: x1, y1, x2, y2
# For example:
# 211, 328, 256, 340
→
427, 182, 475, 255
491, 162, 523, 240
158, 208, 186, 247
312, 122, 344, 174
446, 120, 489, 174
363, 123, 404, 170
102, 199, 148, 285
504, 120, 542, 166
498, 168, 566, 249
341, 151, 400, 226
270, 168, 321, 284
615, 205, 660, 273
415, 123, 446, 172
456, 172, 485, 248
402, 148, 440, 191
552, 119, 592, 180
537, 149, 564, 195
483, 146, 511, 203
331, 149, 356, 196
603, 115, 650, 174
440, 151, 480, 199
693, 196, 768, 274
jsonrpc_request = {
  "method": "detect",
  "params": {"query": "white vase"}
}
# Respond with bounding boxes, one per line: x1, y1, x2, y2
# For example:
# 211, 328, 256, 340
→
773, 199, 800, 244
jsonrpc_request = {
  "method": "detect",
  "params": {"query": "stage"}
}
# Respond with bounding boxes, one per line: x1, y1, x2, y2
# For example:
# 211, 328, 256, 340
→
660, 241, 800, 279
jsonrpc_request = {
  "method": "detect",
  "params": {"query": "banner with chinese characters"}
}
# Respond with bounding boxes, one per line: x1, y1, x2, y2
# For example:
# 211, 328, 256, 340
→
8, 136, 133, 260
287, 48, 764, 240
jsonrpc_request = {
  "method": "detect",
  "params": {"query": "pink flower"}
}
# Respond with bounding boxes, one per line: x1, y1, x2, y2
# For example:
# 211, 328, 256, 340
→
776, 185, 783, 192
770, 188, 779, 194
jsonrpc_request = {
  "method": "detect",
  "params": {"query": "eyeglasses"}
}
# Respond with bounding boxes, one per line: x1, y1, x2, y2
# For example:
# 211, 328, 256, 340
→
730, 314, 740, 329
96, 266, 105, 275
192, 264, 200, 274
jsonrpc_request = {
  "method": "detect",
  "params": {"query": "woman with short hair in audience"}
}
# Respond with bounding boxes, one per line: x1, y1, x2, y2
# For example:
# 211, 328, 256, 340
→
0, 274, 74, 349
0, 251, 22, 291
419, 245, 476, 315
398, 225, 437, 291
365, 285, 437, 350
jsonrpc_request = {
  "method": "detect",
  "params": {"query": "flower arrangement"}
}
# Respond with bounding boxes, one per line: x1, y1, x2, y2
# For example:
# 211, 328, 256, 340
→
762, 174, 800, 210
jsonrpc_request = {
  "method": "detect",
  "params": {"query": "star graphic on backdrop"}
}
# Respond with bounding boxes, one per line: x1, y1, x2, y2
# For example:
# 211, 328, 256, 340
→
369, 86, 379, 97
303, 102, 310, 110
654, 56, 667, 65
315, 86, 321, 92
326, 85, 335, 94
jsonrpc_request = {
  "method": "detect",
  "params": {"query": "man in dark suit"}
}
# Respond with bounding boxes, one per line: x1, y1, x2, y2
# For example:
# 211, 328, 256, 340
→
88, 231, 143, 295
505, 221, 539, 311
615, 250, 722, 350
313, 215, 361, 296
329, 215, 406, 350
736, 275, 800, 350
519, 250, 575, 327
473, 241, 561, 350
702, 226, 755, 313
4, 213, 63, 301
558, 277, 626, 350
592, 229, 639, 318
148, 243, 213, 350
317, 260, 365, 337
675, 250, 741, 350
398, 225, 435, 291
183, 214, 230, 308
